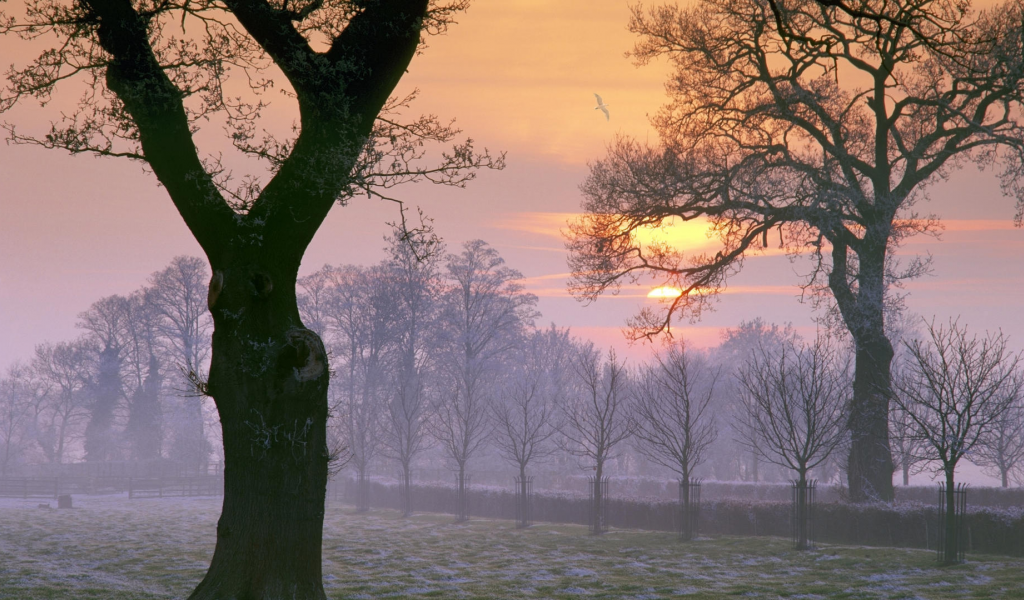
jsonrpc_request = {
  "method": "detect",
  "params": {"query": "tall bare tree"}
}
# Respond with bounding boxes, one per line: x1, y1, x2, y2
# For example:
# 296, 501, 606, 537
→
121, 290, 164, 462
148, 256, 212, 469
566, 0, 1024, 502
493, 325, 571, 521
631, 342, 718, 485
561, 345, 632, 534
737, 335, 850, 485
31, 341, 92, 465
1, 0, 501, 595
737, 334, 849, 549
379, 225, 444, 516
895, 319, 1022, 562
431, 240, 538, 519
0, 364, 37, 476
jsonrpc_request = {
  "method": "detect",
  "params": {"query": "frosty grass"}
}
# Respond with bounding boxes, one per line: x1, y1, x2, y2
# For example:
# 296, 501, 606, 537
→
0, 496, 1022, 599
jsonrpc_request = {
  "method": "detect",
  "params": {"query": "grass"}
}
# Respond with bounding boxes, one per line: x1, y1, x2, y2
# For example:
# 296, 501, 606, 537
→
1, 496, 1023, 599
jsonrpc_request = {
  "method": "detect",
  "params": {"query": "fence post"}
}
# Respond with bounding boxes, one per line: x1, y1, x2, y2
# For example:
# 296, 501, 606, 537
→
588, 476, 609, 535
937, 482, 968, 564
679, 478, 701, 541
791, 479, 816, 550
514, 475, 534, 529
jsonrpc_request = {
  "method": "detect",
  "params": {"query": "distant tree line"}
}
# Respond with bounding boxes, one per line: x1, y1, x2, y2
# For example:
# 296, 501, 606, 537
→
3, 236, 1023, 508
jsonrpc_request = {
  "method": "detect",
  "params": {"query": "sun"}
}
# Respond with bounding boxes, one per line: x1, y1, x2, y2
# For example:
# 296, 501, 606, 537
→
647, 286, 683, 299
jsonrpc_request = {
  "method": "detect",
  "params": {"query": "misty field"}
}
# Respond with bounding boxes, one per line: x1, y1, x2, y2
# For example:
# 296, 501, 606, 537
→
1, 496, 1022, 600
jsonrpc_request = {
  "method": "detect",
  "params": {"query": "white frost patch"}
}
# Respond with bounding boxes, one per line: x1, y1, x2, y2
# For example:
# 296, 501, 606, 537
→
564, 567, 598, 577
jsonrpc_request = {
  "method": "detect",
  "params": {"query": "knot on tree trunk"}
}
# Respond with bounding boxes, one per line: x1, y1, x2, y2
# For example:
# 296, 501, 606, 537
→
251, 270, 274, 299
208, 270, 224, 310
283, 328, 326, 383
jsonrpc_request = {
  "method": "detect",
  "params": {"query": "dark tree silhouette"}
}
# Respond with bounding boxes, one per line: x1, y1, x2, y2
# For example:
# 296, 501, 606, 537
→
631, 342, 717, 485
895, 319, 1022, 562
565, 0, 1024, 501
1, 1, 500, 597
560, 346, 632, 534
736, 334, 849, 549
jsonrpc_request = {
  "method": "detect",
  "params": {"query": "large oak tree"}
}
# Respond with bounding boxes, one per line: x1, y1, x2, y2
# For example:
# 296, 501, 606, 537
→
566, 0, 1024, 501
1, 0, 499, 597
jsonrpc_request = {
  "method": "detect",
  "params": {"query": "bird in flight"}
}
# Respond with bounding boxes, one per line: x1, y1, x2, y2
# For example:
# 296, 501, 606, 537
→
594, 93, 610, 121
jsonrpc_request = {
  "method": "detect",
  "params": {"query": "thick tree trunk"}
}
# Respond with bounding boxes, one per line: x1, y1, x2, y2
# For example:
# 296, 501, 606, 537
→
847, 332, 896, 502
189, 262, 330, 600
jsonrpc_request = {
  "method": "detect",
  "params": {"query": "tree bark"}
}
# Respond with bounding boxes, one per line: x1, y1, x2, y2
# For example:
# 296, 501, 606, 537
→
189, 261, 330, 600
847, 332, 896, 502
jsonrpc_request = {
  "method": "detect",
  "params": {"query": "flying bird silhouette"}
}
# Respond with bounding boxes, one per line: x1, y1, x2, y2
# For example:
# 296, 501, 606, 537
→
594, 93, 610, 121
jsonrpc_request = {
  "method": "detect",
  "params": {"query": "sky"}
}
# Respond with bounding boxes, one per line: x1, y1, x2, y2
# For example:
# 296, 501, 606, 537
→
0, 0, 1022, 479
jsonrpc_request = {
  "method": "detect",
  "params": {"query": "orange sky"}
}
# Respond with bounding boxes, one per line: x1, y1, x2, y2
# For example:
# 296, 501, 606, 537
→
1, 0, 1022, 376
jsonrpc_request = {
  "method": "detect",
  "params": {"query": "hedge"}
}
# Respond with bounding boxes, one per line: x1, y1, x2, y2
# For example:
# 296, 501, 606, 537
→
329, 479, 1024, 557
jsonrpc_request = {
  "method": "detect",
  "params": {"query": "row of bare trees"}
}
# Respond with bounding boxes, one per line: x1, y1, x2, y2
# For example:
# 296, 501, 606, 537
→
0, 256, 213, 473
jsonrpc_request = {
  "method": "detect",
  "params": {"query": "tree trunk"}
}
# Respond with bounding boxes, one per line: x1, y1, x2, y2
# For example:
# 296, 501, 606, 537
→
902, 461, 910, 487
847, 332, 896, 502
518, 463, 529, 529
592, 461, 604, 534
1001, 467, 1009, 489
357, 464, 369, 512
680, 466, 692, 541
188, 262, 330, 600
795, 471, 809, 550
942, 468, 958, 564
401, 460, 413, 517
456, 462, 469, 522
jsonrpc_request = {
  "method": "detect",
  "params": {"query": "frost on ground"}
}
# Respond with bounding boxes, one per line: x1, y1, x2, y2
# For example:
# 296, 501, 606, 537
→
1, 496, 1022, 599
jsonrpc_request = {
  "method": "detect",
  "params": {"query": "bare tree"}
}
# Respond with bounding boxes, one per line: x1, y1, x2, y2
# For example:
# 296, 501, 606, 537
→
493, 325, 571, 524
895, 319, 1022, 562
1, 0, 501, 594
974, 387, 1024, 488
561, 345, 632, 534
431, 240, 538, 520
566, 0, 1024, 502
0, 364, 37, 476
121, 290, 164, 462
737, 335, 849, 483
379, 224, 444, 516
31, 341, 92, 464
737, 335, 849, 549
148, 256, 212, 471
713, 320, 801, 482
631, 342, 718, 485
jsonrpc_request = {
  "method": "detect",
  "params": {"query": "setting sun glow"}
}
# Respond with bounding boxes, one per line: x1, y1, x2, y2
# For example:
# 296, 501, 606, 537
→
647, 286, 683, 299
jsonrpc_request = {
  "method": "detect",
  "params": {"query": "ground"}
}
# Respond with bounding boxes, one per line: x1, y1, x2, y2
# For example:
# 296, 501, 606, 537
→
0, 496, 1021, 599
